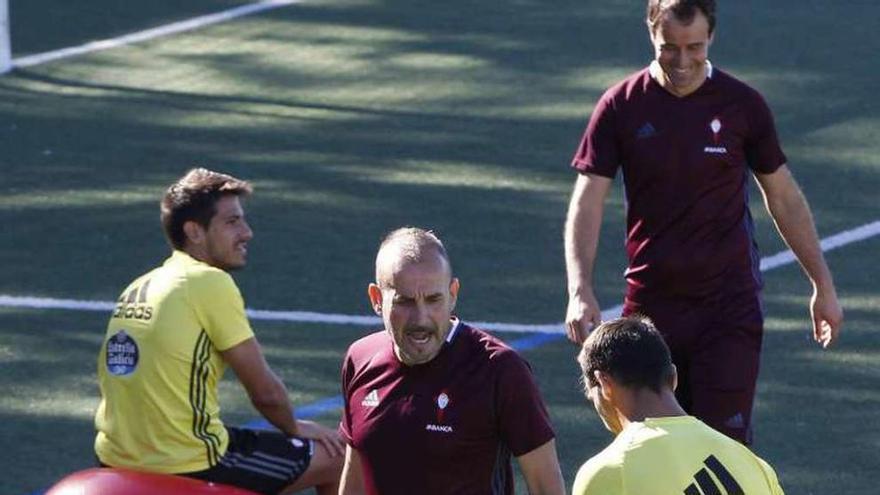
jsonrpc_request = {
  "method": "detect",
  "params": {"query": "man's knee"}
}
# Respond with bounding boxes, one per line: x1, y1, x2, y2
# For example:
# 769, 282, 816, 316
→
282, 445, 343, 494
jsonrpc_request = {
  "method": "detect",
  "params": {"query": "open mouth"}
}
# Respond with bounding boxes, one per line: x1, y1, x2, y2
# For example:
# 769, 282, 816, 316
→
406, 331, 432, 345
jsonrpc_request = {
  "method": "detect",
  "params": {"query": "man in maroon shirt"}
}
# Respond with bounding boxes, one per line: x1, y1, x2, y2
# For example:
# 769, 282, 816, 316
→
564, 0, 843, 444
339, 227, 565, 495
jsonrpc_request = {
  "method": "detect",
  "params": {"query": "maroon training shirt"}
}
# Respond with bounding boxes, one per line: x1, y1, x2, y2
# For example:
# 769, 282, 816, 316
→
339, 320, 555, 495
572, 65, 787, 300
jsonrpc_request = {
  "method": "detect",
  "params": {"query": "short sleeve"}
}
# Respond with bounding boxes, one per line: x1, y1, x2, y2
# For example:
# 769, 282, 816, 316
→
756, 457, 786, 495
189, 270, 254, 351
571, 91, 621, 179
572, 458, 623, 495
495, 352, 555, 457
744, 90, 787, 174
339, 350, 356, 445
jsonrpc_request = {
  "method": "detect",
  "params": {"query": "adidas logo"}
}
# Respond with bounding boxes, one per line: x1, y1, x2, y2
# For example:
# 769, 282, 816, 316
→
112, 279, 154, 321
636, 122, 657, 139
361, 389, 380, 407
684, 455, 743, 495
724, 413, 745, 429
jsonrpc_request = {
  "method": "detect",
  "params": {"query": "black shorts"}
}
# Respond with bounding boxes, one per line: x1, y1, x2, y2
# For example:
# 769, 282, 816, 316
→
183, 426, 314, 495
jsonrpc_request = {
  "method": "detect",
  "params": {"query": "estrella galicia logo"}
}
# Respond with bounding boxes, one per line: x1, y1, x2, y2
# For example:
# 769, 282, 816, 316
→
106, 330, 139, 376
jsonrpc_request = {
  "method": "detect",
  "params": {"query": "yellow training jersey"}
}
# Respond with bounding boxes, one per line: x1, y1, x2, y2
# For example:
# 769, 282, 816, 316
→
95, 250, 254, 473
573, 416, 784, 495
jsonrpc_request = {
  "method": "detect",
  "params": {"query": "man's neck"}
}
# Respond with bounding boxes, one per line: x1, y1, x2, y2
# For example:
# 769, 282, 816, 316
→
616, 388, 687, 430
181, 245, 208, 265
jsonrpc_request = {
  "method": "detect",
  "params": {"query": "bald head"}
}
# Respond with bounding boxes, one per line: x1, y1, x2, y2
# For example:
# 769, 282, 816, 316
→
369, 227, 459, 366
375, 227, 452, 287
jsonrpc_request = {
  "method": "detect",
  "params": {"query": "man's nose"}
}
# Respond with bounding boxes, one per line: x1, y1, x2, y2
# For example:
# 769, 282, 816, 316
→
241, 221, 253, 240
411, 302, 432, 326
671, 50, 685, 67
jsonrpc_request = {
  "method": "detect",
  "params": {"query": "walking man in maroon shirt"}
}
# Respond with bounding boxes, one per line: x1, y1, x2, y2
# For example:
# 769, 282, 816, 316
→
564, 0, 843, 444
339, 227, 565, 495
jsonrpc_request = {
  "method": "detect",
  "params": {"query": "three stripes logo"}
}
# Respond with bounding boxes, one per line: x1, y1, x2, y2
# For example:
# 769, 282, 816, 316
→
190, 330, 222, 466
361, 389, 380, 407
684, 455, 743, 495
113, 279, 154, 320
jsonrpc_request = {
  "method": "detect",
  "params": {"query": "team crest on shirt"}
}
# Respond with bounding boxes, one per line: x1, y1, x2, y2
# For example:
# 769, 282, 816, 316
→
106, 330, 139, 376
704, 117, 728, 154
436, 392, 450, 421
426, 391, 454, 433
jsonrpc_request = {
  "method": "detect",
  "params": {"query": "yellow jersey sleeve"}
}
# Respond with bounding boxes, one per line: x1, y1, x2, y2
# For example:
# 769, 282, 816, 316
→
188, 268, 254, 351
572, 456, 624, 495
757, 457, 786, 495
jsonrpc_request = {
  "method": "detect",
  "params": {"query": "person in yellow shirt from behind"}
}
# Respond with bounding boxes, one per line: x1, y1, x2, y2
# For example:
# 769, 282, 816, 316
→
573, 316, 785, 495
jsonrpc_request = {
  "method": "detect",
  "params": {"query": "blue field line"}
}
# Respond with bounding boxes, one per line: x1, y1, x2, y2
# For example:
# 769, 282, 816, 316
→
509, 331, 566, 351
242, 331, 566, 430
242, 395, 346, 429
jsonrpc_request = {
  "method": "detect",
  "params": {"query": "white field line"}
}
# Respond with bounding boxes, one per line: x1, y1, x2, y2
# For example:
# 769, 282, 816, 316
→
760, 219, 880, 271
1, 219, 877, 334
10, 0, 302, 69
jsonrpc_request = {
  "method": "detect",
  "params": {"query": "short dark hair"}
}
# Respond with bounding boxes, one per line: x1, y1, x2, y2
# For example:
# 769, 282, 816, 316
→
160, 168, 252, 250
578, 316, 675, 394
375, 227, 452, 285
646, 0, 716, 35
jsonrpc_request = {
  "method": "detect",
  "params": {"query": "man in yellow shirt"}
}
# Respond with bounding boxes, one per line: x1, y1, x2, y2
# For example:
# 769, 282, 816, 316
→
573, 316, 785, 495
95, 168, 343, 495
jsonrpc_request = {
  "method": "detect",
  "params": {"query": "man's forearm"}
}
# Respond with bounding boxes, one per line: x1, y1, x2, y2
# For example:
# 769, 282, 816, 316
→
249, 376, 300, 437
254, 401, 299, 437
339, 446, 366, 495
765, 184, 834, 289
565, 218, 600, 295
518, 440, 566, 495
564, 176, 606, 295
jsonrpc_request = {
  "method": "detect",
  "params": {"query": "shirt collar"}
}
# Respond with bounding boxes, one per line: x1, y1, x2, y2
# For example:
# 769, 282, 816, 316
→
446, 317, 461, 343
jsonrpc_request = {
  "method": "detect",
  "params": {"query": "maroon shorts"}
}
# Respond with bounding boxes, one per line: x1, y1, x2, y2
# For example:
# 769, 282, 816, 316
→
623, 288, 764, 444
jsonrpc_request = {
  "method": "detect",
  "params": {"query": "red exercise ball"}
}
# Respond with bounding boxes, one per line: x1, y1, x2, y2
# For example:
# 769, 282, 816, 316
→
46, 468, 260, 495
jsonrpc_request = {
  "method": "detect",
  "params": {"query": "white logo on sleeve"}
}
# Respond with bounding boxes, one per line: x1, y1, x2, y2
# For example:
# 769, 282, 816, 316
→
361, 389, 380, 407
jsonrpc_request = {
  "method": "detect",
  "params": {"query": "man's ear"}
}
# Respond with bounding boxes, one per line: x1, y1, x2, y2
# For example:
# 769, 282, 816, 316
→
449, 277, 460, 310
183, 220, 205, 246
367, 283, 383, 315
647, 21, 658, 45
669, 364, 678, 392
595, 370, 616, 401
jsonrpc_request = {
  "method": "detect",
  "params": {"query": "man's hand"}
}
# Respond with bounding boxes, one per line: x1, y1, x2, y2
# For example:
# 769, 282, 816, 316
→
295, 420, 345, 457
566, 289, 601, 345
811, 285, 843, 348
754, 167, 843, 350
